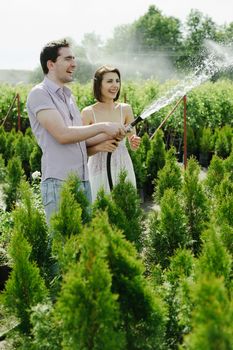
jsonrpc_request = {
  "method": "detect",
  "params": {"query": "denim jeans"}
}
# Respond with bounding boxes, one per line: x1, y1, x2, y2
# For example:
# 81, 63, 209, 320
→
41, 178, 92, 225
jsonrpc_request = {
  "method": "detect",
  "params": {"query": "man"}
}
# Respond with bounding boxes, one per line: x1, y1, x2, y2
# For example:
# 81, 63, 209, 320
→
27, 38, 124, 224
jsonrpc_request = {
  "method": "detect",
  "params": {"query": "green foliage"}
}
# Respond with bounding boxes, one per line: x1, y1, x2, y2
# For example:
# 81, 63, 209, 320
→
61, 173, 91, 224
127, 132, 151, 190
155, 147, 182, 202
181, 275, 233, 350
3, 156, 24, 211
196, 226, 232, 290
111, 171, 144, 250
146, 129, 166, 195
214, 175, 233, 227
182, 157, 209, 254
204, 154, 225, 195
2, 230, 48, 333
12, 181, 49, 276
13, 131, 34, 178
162, 249, 195, 349
50, 182, 83, 280
50, 184, 83, 240
214, 125, 233, 158
54, 215, 126, 350
93, 172, 144, 250
199, 127, 214, 153
0, 126, 7, 162
146, 188, 189, 269
0, 154, 6, 183
29, 144, 42, 174
29, 303, 62, 350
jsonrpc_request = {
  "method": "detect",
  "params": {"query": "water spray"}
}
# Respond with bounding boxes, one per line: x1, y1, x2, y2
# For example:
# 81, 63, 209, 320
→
107, 41, 233, 190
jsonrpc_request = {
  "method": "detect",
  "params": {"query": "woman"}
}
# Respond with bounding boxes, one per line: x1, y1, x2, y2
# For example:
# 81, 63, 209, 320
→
81, 65, 140, 202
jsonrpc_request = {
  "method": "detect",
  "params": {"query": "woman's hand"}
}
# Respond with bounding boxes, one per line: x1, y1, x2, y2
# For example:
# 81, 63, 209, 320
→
129, 134, 141, 150
96, 139, 119, 153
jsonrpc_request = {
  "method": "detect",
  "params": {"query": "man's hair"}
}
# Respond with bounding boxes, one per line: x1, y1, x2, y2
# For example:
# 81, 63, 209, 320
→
93, 65, 121, 102
40, 38, 70, 74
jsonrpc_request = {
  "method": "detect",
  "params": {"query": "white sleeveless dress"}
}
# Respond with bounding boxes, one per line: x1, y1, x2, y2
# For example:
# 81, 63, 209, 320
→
88, 104, 137, 202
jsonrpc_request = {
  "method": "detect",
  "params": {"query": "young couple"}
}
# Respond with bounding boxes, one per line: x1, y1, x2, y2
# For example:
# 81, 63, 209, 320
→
27, 38, 140, 224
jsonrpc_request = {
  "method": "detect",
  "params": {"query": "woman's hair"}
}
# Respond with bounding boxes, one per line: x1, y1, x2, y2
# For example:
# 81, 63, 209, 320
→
93, 65, 121, 102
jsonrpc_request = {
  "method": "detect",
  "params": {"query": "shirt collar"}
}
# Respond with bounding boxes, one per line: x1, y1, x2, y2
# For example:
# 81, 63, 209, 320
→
43, 76, 72, 97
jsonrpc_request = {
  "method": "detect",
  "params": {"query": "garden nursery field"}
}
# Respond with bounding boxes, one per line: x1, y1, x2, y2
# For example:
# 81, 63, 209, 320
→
0, 78, 233, 349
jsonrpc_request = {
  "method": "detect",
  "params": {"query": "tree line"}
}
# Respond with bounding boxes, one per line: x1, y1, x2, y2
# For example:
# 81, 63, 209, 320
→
30, 5, 233, 83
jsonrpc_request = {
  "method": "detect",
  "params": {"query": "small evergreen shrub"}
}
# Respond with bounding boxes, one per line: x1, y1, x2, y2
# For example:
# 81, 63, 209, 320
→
3, 156, 24, 211
2, 230, 48, 333
155, 146, 182, 202
182, 157, 209, 255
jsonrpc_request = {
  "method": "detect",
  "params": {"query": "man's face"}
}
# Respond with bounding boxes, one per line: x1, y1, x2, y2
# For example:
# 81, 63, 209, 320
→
50, 47, 77, 84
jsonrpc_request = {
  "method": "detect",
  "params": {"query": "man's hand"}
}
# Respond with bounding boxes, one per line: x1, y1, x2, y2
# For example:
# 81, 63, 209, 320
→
104, 122, 126, 139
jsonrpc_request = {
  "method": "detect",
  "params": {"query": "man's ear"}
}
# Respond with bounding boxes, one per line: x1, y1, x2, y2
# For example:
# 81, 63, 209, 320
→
47, 60, 55, 72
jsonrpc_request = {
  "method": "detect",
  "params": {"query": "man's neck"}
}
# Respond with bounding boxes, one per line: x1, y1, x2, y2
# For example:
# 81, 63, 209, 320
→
46, 73, 64, 87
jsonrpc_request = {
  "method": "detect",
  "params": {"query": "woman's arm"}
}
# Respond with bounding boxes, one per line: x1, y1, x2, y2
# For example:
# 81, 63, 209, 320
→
124, 104, 141, 150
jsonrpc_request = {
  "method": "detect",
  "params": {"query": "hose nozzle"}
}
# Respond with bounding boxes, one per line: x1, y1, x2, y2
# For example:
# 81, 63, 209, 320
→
125, 116, 143, 133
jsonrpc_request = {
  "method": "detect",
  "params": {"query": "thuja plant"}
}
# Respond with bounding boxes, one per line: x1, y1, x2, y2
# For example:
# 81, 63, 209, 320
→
161, 248, 195, 349
214, 174, 233, 227
182, 157, 209, 255
61, 173, 92, 224
31, 213, 166, 349
0, 154, 6, 183
204, 154, 225, 197
13, 131, 34, 179
0, 126, 7, 163
196, 225, 232, 292
180, 275, 233, 350
29, 144, 42, 174
93, 172, 144, 251
179, 225, 233, 349
53, 215, 126, 350
145, 188, 189, 269
111, 171, 145, 250
12, 181, 49, 280
145, 129, 166, 195
3, 156, 24, 211
48, 176, 89, 298
154, 146, 182, 203
4, 129, 16, 165
1, 229, 48, 333
128, 132, 151, 191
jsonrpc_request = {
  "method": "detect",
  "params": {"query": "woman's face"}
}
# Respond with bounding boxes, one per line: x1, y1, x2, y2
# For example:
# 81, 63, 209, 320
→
100, 72, 120, 101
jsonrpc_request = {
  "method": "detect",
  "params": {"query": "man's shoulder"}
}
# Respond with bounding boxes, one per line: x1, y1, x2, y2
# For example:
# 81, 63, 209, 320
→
27, 81, 50, 100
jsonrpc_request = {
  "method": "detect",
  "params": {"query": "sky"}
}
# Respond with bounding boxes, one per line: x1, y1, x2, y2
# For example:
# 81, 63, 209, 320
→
1, 0, 233, 70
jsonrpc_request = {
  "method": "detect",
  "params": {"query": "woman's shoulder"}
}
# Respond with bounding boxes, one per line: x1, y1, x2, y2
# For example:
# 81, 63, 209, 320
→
82, 104, 94, 113
119, 102, 132, 112
81, 104, 96, 124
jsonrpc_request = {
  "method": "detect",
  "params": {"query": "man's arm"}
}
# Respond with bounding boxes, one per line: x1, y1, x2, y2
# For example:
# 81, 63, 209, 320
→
37, 109, 125, 144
